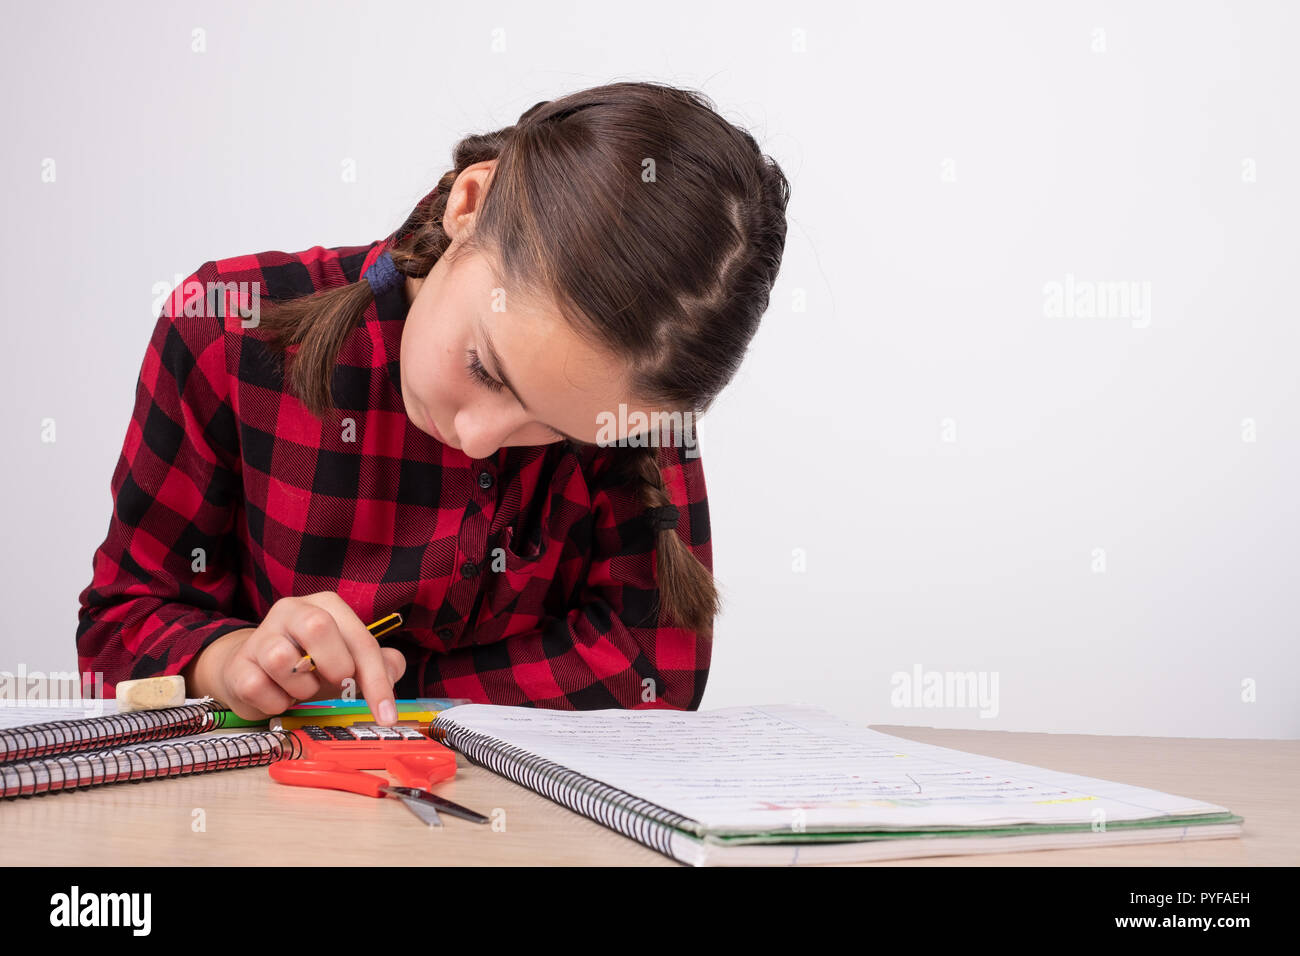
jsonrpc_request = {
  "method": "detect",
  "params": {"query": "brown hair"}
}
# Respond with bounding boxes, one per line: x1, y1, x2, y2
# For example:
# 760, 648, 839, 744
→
256, 80, 791, 639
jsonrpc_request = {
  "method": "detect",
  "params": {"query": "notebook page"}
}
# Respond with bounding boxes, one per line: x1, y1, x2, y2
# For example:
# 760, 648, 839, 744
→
0, 698, 210, 729
435, 703, 1234, 834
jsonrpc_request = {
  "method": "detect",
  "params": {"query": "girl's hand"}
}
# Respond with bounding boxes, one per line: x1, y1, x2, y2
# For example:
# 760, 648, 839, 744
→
208, 592, 407, 725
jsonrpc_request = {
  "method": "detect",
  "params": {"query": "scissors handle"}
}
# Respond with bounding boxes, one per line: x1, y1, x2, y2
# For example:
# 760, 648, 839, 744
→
385, 754, 456, 790
269, 759, 386, 798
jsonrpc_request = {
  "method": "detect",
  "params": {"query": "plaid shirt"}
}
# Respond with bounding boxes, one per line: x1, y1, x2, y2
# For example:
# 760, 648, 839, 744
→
76, 240, 713, 709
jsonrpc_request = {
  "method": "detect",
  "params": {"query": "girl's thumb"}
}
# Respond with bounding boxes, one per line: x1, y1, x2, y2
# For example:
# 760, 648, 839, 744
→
381, 647, 407, 685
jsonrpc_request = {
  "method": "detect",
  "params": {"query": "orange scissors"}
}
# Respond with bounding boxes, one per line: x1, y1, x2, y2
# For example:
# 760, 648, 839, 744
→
269, 754, 488, 827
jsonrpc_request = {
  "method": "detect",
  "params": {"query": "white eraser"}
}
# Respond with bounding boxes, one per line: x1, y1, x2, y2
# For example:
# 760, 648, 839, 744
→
116, 675, 187, 712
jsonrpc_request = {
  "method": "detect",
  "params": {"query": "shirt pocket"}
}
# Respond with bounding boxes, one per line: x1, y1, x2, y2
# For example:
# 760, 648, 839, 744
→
498, 522, 545, 570
478, 524, 553, 626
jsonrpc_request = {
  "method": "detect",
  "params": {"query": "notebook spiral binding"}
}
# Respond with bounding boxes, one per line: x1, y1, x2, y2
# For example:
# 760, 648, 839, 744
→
430, 718, 699, 856
0, 698, 231, 764
0, 730, 303, 799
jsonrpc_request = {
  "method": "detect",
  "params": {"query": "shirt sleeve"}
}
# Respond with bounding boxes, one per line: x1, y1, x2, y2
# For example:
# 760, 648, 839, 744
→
76, 265, 258, 698
420, 440, 715, 710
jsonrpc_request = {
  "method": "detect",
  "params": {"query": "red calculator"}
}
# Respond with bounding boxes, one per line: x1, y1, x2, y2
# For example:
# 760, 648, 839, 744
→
271, 723, 481, 824
291, 723, 457, 774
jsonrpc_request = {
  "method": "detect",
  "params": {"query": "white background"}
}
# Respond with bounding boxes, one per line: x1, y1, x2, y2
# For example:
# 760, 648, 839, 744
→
2, 1, 1295, 737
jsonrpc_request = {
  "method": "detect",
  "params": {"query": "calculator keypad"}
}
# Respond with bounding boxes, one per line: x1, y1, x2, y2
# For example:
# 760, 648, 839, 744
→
301, 723, 430, 741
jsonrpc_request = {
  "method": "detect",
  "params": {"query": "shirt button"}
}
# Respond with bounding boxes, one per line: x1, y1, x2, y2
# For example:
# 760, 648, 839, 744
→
460, 561, 481, 579
477, 470, 494, 490
436, 627, 454, 641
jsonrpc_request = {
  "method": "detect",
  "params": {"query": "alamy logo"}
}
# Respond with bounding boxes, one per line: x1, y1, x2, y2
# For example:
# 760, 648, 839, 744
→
49, 886, 151, 936
151, 276, 262, 328
890, 664, 1000, 719
1042, 273, 1151, 328
594, 404, 699, 458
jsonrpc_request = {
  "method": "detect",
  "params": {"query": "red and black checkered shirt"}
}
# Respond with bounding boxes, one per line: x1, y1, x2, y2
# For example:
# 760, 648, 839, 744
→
76, 240, 713, 709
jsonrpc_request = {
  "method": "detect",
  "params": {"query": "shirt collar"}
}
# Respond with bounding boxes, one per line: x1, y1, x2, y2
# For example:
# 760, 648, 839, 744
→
358, 183, 441, 396
358, 240, 407, 402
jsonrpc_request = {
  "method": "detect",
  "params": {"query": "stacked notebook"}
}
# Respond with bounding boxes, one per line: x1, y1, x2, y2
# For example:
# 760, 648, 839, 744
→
0, 698, 300, 797
429, 703, 1244, 866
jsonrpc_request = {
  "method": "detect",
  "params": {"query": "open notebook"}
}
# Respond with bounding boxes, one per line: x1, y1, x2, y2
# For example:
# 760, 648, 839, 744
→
429, 703, 1244, 866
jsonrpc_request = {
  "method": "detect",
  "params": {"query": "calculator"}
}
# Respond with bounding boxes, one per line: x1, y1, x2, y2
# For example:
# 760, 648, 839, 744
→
291, 723, 458, 772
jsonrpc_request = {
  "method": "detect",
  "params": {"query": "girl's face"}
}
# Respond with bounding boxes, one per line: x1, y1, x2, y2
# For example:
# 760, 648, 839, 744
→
398, 161, 658, 461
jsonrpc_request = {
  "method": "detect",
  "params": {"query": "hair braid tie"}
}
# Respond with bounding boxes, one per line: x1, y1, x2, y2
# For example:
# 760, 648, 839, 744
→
645, 504, 680, 532
363, 250, 403, 297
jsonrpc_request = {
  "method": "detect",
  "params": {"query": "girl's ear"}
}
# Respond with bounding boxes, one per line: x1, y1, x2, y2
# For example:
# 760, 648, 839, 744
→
444, 162, 497, 239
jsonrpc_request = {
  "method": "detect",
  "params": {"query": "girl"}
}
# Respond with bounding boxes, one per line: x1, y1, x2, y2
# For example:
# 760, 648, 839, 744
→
76, 81, 790, 723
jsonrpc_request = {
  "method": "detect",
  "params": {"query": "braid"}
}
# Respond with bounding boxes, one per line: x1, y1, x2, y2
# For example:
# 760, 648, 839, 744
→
623, 444, 720, 638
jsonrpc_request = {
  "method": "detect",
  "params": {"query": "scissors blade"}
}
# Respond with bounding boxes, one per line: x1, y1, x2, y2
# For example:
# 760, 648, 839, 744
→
390, 786, 491, 825
397, 794, 443, 827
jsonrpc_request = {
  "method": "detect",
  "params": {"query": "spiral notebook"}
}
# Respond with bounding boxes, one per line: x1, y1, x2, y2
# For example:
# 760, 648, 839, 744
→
0, 698, 299, 799
0, 698, 258, 764
428, 703, 1244, 866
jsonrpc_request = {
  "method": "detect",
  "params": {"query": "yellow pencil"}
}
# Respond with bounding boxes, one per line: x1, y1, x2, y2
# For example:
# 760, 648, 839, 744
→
290, 612, 404, 674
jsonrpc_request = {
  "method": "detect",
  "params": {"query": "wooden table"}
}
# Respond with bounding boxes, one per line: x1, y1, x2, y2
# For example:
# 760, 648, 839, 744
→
1, 722, 1288, 866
